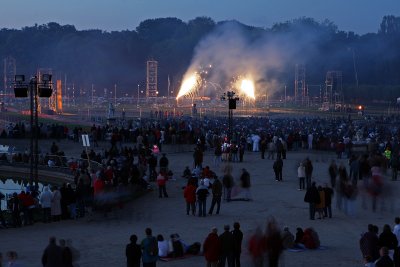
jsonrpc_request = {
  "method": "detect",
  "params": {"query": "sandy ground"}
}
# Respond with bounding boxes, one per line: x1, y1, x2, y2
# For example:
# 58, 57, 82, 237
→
0, 139, 399, 267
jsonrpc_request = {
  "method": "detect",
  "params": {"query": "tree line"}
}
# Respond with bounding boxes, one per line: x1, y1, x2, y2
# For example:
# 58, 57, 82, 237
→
0, 16, 399, 103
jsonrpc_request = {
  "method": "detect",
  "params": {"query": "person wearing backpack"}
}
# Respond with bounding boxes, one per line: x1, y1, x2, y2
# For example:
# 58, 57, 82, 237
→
141, 228, 158, 267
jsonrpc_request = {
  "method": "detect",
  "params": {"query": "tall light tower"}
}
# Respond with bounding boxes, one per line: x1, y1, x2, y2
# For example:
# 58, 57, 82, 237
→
3, 56, 16, 104
13, 74, 53, 190
146, 60, 158, 99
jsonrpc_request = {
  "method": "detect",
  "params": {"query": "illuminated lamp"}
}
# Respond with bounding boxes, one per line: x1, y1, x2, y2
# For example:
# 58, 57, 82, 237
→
14, 85, 29, 97
38, 86, 53, 97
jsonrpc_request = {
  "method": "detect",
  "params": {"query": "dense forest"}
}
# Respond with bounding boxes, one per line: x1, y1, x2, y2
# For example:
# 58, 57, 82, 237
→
1, 16, 400, 103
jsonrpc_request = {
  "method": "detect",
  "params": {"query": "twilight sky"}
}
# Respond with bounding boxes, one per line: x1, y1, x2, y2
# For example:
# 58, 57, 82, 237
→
1, 0, 399, 34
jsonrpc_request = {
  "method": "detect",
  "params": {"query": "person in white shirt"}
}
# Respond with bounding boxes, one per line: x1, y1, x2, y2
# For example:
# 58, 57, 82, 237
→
157, 234, 169, 257
297, 163, 306, 190
40, 186, 52, 223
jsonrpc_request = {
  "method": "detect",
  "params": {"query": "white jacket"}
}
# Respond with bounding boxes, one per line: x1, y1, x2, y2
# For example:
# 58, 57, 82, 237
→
40, 187, 52, 208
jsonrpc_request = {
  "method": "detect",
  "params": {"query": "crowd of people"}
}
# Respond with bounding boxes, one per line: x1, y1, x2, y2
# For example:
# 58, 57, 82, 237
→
1, 113, 400, 266
359, 217, 400, 266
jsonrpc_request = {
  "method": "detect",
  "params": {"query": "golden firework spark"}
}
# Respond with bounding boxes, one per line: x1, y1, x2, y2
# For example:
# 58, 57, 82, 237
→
176, 74, 199, 99
240, 79, 255, 99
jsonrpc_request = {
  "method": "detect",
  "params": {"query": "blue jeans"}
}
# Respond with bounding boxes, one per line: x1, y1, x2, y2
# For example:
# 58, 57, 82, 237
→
198, 199, 207, 217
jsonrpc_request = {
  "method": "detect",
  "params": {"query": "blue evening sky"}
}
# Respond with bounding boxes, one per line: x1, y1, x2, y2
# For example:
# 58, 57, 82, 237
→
1, 0, 399, 34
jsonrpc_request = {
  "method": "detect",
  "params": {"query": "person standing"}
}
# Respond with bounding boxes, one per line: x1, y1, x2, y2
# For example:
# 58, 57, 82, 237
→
323, 183, 334, 218
240, 169, 252, 200
328, 160, 338, 188
304, 158, 313, 189
42, 236, 62, 267
159, 153, 169, 174
156, 172, 168, 198
59, 239, 73, 267
219, 225, 234, 267
304, 182, 320, 220
51, 186, 62, 222
126, 234, 141, 267
141, 228, 158, 267
260, 137, 267, 159
203, 227, 221, 267
273, 156, 283, 182
297, 163, 306, 190
208, 176, 223, 215
222, 169, 234, 202
40, 186, 52, 223
184, 181, 197, 216
232, 222, 243, 267
196, 181, 209, 217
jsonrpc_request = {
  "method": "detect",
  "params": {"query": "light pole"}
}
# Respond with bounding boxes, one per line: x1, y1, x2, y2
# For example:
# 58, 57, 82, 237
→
137, 84, 140, 108
221, 91, 239, 143
14, 74, 53, 191
91, 84, 95, 107
114, 84, 117, 107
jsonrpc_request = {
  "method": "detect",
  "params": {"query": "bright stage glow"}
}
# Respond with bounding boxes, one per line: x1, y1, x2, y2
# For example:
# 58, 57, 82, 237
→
176, 74, 198, 99
240, 79, 255, 99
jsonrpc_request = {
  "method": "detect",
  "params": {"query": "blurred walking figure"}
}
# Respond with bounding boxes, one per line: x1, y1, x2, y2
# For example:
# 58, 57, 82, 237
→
222, 165, 234, 202
240, 168, 252, 200
265, 218, 283, 267
248, 227, 265, 267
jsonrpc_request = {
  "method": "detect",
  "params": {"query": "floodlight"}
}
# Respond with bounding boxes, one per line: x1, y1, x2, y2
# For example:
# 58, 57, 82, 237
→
41, 74, 52, 82
14, 86, 29, 97
38, 86, 53, 97
14, 75, 25, 83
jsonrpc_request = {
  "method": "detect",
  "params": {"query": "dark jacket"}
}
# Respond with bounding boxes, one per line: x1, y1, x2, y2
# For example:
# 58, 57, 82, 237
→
219, 230, 235, 255
232, 229, 243, 253
211, 179, 223, 197
126, 242, 142, 267
379, 232, 398, 250
240, 171, 251, 188
323, 187, 334, 206
42, 243, 62, 267
304, 185, 320, 204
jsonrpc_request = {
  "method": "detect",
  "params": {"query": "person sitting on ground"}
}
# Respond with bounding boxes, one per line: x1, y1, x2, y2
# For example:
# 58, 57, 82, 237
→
182, 166, 191, 179
281, 226, 295, 249
157, 234, 169, 258
168, 234, 184, 258
375, 246, 394, 267
301, 227, 321, 249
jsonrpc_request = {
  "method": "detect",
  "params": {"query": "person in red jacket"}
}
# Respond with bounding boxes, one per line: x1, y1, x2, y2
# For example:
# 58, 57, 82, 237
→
157, 171, 169, 198
203, 227, 221, 267
183, 181, 197, 215
248, 227, 266, 267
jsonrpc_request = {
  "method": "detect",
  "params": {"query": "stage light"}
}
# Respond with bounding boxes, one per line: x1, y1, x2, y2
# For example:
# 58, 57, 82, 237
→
38, 86, 53, 97
14, 86, 29, 97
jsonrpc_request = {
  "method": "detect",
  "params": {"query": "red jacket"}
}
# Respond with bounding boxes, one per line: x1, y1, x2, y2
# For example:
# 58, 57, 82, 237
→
203, 233, 221, 262
184, 184, 197, 203
157, 174, 167, 186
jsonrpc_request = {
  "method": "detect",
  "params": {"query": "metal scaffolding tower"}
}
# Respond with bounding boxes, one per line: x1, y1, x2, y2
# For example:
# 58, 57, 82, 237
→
294, 64, 306, 105
146, 60, 158, 98
324, 71, 343, 110
3, 56, 16, 103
